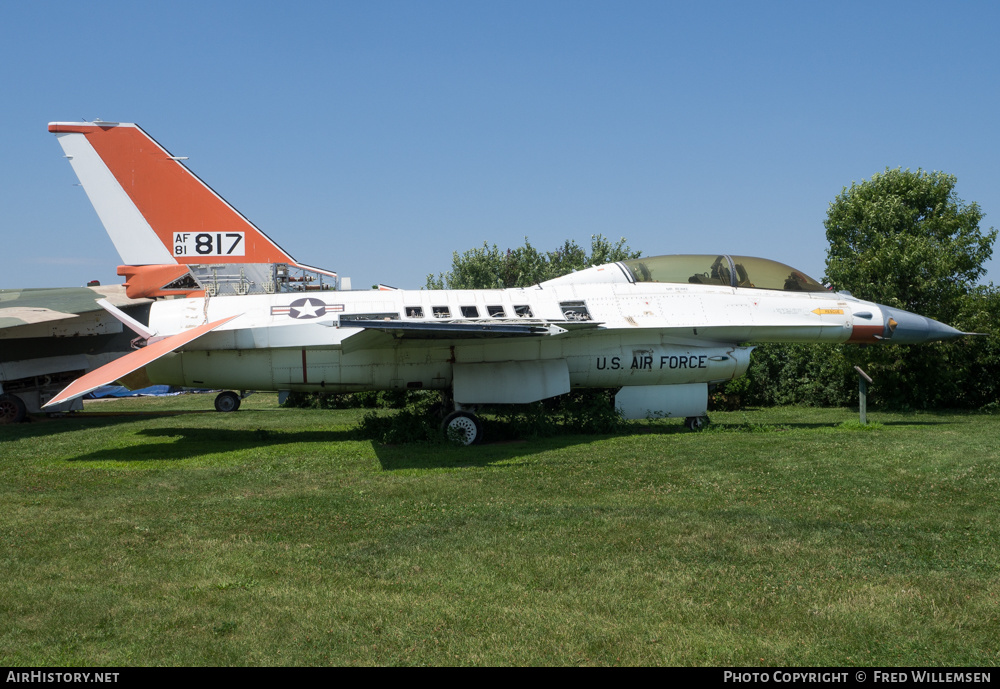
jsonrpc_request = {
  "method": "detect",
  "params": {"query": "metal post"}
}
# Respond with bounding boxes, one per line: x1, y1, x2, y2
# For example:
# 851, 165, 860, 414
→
853, 366, 873, 425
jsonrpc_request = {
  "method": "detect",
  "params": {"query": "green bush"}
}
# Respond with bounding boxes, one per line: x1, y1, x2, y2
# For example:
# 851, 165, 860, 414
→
485, 390, 627, 441
282, 389, 423, 410
713, 344, 855, 409
351, 389, 628, 444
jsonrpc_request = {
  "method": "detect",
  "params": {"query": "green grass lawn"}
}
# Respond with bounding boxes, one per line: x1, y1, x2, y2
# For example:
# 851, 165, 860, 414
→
1, 394, 997, 666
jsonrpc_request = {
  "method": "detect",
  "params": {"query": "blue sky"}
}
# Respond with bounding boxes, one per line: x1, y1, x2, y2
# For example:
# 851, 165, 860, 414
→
2, 1, 998, 290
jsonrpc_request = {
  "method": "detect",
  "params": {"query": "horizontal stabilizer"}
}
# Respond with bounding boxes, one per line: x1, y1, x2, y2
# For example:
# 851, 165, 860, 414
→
43, 315, 240, 408
96, 298, 155, 340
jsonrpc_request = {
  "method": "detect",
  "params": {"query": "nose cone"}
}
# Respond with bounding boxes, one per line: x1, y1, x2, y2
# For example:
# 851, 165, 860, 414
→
880, 305, 966, 344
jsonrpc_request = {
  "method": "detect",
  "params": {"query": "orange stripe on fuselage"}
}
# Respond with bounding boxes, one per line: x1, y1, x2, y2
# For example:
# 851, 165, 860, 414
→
849, 324, 884, 343
52, 124, 296, 266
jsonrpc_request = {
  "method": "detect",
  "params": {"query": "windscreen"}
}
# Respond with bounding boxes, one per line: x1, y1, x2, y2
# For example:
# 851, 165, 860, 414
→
620, 255, 828, 292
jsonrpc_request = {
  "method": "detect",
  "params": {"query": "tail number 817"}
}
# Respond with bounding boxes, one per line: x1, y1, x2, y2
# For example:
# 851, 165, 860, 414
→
173, 233, 245, 257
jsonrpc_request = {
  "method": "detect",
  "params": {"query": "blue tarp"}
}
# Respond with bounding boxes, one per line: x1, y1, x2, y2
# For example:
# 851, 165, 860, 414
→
84, 385, 183, 399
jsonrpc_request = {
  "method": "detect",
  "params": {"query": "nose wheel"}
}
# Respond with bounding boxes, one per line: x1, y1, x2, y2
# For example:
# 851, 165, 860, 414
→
442, 410, 484, 445
685, 415, 708, 431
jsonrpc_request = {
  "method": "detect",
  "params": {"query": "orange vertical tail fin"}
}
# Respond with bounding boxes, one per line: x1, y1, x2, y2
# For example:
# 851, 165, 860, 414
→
50, 121, 335, 298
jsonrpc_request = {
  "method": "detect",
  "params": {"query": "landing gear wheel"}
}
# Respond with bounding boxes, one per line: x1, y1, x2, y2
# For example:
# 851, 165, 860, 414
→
0, 394, 27, 424
685, 415, 708, 431
442, 411, 484, 445
214, 391, 241, 413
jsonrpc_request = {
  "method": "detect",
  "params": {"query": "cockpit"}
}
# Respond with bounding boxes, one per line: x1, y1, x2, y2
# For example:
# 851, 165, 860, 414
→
620, 255, 829, 293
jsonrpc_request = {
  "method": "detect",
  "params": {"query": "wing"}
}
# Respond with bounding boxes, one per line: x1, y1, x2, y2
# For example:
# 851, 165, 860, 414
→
0, 285, 150, 338
337, 318, 602, 354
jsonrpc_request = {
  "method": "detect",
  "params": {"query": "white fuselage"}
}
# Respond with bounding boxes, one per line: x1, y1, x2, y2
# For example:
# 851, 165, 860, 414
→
141, 264, 882, 398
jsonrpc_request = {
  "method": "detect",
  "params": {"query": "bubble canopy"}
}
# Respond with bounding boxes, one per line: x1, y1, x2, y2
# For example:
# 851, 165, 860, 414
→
620, 255, 829, 293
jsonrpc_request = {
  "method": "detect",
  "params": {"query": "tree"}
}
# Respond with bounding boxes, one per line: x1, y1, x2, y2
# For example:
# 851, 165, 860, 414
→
426, 235, 640, 290
824, 168, 998, 409
824, 168, 995, 323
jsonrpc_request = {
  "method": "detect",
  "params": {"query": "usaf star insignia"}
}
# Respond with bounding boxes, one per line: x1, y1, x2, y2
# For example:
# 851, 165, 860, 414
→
271, 299, 344, 319
288, 297, 327, 319
267, 297, 329, 319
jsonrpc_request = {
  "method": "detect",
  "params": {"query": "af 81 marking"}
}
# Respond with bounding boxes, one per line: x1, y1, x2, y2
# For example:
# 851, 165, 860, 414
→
173, 232, 245, 256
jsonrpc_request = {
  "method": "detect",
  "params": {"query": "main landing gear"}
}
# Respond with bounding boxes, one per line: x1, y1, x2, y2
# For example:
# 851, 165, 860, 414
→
214, 390, 243, 412
442, 410, 484, 445
435, 393, 485, 445
0, 393, 27, 425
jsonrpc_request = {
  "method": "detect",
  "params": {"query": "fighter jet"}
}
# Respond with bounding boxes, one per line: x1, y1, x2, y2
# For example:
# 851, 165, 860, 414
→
42, 121, 968, 443
0, 284, 150, 423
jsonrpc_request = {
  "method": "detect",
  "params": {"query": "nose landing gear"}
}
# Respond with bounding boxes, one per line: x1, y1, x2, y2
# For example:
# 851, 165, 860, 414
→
685, 415, 709, 431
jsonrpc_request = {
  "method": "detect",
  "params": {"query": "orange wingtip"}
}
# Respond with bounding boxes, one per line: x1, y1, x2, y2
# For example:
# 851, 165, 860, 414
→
43, 315, 240, 408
